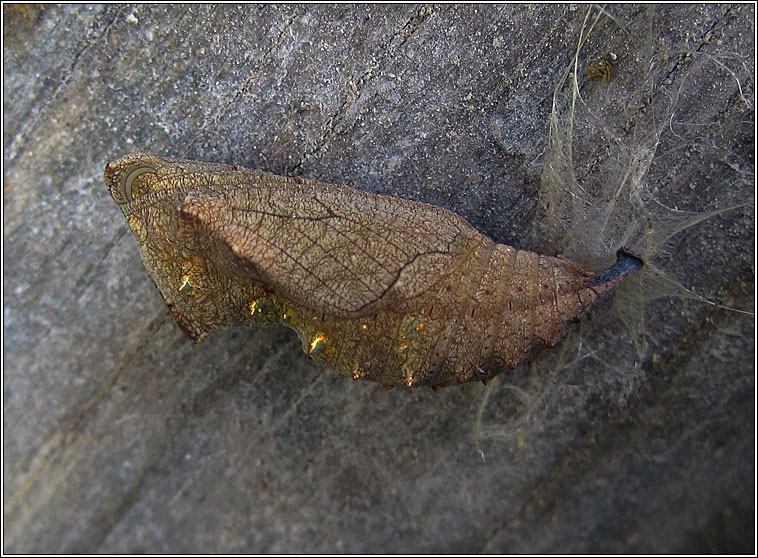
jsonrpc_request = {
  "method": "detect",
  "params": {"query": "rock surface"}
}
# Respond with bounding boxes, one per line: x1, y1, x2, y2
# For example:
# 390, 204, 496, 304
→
3, 4, 754, 553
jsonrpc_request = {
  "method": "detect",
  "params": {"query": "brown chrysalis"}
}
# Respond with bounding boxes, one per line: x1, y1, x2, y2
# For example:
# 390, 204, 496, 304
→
105, 153, 641, 389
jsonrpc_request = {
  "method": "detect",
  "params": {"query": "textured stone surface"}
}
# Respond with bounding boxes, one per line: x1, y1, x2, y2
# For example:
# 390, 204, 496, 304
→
3, 4, 754, 553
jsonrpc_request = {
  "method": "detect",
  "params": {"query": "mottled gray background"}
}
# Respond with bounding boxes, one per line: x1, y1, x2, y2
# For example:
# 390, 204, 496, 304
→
3, 4, 754, 553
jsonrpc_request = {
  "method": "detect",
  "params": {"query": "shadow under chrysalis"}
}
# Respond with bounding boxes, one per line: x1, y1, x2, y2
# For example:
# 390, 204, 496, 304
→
105, 153, 642, 389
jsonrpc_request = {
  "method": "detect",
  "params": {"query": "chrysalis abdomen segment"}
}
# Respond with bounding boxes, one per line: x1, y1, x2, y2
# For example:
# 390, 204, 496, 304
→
296, 241, 630, 388
423, 243, 608, 386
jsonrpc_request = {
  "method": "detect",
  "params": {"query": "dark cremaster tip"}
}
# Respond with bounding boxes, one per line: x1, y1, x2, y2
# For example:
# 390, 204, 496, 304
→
590, 249, 644, 287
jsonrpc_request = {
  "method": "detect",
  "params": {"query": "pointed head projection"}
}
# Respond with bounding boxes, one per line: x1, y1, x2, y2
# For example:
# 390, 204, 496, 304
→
105, 153, 259, 342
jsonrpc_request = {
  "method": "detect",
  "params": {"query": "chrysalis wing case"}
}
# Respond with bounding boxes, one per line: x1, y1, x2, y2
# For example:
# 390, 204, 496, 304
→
105, 153, 642, 389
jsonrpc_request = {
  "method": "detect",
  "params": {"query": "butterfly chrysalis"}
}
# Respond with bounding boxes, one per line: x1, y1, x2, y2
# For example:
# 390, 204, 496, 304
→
105, 153, 641, 389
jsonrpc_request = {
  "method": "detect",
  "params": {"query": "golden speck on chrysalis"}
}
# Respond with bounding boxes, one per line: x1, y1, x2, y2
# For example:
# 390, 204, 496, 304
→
308, 333, 328, 357
127, 215, 147, 242
178, 274, 194, 295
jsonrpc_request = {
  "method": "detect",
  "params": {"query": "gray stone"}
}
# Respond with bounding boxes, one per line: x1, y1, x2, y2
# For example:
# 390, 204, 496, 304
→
3, 4, 754, 553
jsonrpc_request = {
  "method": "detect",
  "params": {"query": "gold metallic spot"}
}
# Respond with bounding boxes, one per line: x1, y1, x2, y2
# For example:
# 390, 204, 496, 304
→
403, 369, 415, 388
249, 297, 278, 322
402, 318, 424, 341
360, 323, 369, 330
279, 305, 301, 326
127, 215, 147, 242
351, 364, 363, 380
178, 274, 194, 294
308, 333, 327, 356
